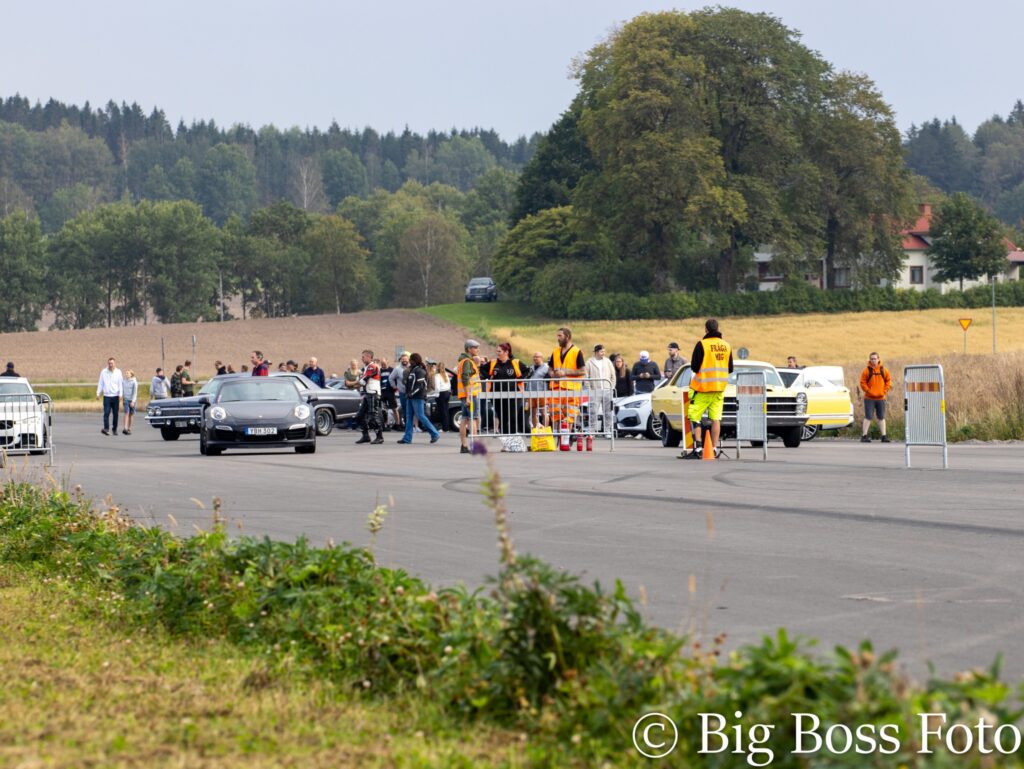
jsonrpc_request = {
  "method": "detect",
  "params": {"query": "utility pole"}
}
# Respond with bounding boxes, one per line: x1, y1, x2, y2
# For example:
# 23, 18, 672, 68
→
992, 274, 997, 353
219, 269, 225, 322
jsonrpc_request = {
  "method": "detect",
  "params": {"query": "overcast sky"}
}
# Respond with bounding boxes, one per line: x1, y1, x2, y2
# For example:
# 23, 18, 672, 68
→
4, 0, 1022, 141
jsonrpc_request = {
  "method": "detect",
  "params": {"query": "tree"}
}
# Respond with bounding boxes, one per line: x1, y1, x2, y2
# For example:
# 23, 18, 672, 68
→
926, 193, 1008, 290
0, 211, 46, 331
197, 143, 257, 224
145, 201, 221, 323
322, 148, 368, 206
37, 183, 104, 233
289, 155, 327, 212
574, 12, 750, 291
302, 214, 377, 313
904, 119, 979, 195
393, 212, 467, 307
806, 72, 917, 288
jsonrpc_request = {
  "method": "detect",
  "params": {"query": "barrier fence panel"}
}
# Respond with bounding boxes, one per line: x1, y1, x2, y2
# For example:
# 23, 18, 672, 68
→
0, 392, 54, 466
734, 370, 768, 460
470, 377, 615, 452
904, 364, 947, 469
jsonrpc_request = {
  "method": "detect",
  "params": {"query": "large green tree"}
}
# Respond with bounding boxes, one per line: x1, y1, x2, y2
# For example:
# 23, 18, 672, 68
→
302, 214, 377, 313
574, 11, 745, 291
926, 192, 1008, 290
807, 72, 917, 288
0, 211, 46, 331
144, 200, 221, 323
197, 143, 257, 224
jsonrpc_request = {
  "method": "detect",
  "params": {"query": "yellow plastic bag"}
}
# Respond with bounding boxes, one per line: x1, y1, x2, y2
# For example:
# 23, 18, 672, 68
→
530, 425, 556, 452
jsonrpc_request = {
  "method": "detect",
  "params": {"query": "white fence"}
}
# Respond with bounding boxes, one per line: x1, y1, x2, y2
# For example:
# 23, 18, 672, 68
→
734, 370, 768, 460
904, 364, 948, 469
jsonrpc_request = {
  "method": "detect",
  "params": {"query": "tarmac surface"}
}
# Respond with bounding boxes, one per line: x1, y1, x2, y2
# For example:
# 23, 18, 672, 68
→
12, 414, 1024, 680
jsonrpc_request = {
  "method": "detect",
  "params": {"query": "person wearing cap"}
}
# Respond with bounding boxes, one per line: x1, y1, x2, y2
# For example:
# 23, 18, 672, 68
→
682, 318, 733, 459
631, 351, 661, 395
458, 340, 482, 453
586, 344, 616, 434
0, 361, 19, 377
664, 342, 686, 379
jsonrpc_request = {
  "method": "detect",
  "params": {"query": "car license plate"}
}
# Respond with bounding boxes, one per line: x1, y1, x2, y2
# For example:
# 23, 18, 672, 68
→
245, 426, 277, 436
175, 421, 188, 427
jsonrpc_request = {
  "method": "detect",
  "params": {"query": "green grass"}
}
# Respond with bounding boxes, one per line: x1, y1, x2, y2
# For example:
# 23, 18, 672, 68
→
0, 566, 524, 769
419, 302, 550, 344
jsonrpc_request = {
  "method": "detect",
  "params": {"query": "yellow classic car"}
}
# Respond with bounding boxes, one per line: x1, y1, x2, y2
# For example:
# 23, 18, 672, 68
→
778, 366, 854, 441
650, 360, 809, 448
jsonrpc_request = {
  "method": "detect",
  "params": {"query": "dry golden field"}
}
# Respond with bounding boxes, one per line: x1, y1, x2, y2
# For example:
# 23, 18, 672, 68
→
0, 310, 470, 383
490, 308, 1024, 367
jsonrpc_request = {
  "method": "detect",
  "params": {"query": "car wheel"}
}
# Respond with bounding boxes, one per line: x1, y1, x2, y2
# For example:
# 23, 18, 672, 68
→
781, 426, 802, 448
660, 414, 682, 447
295, 444, 316, 454
160, 426, 181, 441
315, 408, 334, 436
450, 409, 463, 430
198, 429, 208, 455
646, 413, 661, 441
800, 424, 818, 441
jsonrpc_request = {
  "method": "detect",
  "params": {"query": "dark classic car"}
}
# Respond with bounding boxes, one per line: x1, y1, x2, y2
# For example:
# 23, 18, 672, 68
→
198, 377, 316, 456
147, 373, 359, 440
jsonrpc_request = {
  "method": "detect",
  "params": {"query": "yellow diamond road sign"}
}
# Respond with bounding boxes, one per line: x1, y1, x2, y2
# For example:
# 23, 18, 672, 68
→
959, 318, 972, 331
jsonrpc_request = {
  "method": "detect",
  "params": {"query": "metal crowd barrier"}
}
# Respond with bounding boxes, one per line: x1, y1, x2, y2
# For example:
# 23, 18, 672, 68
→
904, 364, 947, 469
734, 370, 768, 460
0, 392, 55, 466
469, 377, 615, 451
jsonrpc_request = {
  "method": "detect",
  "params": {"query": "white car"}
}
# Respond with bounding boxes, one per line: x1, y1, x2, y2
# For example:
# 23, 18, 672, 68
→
777, 366, 854, 440
613, 379, 666, 439
0, 378, 49, 454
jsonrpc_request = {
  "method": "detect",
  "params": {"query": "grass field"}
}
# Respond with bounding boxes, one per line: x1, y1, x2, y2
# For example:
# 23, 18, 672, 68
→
0, 566, 526, 769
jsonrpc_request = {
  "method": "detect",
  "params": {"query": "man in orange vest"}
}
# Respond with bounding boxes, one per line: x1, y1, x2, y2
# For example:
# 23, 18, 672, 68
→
682, 318, 733, 459
458, 339, 482, 454
547, 327, 585, 430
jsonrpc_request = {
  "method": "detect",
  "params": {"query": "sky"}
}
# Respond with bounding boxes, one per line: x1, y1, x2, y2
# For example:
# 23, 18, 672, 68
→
4, 0, 1023, 141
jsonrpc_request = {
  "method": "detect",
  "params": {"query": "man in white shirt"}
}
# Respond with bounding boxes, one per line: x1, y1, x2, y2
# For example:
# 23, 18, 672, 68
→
586, 344, 616, 435
96, 357, 124, 435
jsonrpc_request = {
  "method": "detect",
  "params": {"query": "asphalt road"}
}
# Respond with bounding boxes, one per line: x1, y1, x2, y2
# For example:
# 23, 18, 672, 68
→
13, 414, 1024, 680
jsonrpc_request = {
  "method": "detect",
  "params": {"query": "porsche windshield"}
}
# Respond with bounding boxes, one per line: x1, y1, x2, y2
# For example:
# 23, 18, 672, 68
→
217, 381, 299, 403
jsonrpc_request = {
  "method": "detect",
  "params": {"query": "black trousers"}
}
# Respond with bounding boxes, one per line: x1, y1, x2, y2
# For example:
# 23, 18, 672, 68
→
356, 394, 382, 435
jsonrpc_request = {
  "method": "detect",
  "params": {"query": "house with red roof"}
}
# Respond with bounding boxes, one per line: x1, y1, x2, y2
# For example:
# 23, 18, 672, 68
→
892, 203, 1021, 292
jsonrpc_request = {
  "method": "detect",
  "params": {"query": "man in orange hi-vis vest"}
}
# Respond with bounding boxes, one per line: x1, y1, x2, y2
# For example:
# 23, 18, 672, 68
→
683, 318, 733, 459
546, 326, 586, 429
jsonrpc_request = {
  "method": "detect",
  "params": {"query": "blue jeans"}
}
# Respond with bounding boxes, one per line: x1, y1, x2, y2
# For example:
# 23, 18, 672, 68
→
403, 398, 439, 442
399, 392, 408, 427
102, 395, 120, 431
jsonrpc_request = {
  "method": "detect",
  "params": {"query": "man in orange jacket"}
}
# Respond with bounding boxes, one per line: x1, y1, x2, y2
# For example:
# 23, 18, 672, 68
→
858, 352, 892, 442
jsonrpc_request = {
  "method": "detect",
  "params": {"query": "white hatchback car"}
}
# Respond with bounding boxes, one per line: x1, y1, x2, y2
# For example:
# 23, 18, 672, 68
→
0, 378, 49, 454
613, 379, 666, 439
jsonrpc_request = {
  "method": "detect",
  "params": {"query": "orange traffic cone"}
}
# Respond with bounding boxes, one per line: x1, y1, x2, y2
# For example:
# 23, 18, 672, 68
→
702, 435, 716, 460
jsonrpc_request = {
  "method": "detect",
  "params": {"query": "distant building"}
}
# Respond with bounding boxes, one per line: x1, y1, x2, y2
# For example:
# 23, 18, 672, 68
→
751, 203, 1021, 292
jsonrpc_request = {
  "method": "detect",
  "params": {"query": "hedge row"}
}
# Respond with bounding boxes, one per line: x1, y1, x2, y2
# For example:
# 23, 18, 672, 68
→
564, 282, 1024, 321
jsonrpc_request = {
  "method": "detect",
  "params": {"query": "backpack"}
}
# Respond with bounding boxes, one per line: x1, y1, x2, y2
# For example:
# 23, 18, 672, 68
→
170, 371, 183, 398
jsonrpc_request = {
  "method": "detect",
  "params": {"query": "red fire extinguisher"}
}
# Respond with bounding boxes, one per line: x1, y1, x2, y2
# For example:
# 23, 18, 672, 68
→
576, 435, 583, 451
586, 435, 593, 452
559, 420, 571, 451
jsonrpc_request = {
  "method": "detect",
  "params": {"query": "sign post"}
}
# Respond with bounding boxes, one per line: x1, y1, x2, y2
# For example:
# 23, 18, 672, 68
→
958, 318, 972, 353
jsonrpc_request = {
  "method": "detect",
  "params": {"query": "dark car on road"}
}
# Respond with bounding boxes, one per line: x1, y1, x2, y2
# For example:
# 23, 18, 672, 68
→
465, 277, 497, 302
148, 373, 359, 440
198, 377, 316, 456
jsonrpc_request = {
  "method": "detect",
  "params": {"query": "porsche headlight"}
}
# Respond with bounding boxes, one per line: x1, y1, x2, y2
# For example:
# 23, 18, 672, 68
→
795, 392, 807, 415
294, 404, 311, 420
210, 406, 227, 421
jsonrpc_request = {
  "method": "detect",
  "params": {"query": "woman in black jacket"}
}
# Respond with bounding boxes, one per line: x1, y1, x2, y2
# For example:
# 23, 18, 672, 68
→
398, 353, 441, 444
612, 353, 632, 397
486, 342, 528, 434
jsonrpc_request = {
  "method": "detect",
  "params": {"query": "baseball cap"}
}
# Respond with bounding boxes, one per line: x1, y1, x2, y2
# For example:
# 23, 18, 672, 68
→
668, 342, 680, 350
639, 350, 650, 361
465, 339, 480, 350
593, 344, 604, 352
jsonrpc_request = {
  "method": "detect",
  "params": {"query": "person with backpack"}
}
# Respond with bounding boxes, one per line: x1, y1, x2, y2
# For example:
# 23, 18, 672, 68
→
397, 353, 440, 445
859, 352, 892, 443
170, 365, 184, 398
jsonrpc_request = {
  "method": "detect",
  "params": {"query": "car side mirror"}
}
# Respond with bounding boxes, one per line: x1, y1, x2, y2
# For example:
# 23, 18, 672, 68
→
304, 393, 318, 404
197, 395, 211, 406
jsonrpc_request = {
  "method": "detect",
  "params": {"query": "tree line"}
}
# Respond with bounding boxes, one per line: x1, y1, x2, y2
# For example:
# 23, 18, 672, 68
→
0, 170, 517, 331
0, 94, 538, 232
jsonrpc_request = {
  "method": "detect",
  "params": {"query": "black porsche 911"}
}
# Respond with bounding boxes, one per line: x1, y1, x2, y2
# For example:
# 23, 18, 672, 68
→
198, 378, 316, 456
